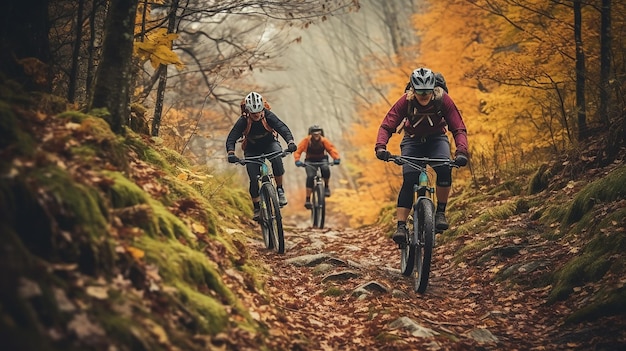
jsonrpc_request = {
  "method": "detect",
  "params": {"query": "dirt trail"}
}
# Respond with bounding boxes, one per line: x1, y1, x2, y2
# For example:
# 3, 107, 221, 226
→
242, 215, 624, 351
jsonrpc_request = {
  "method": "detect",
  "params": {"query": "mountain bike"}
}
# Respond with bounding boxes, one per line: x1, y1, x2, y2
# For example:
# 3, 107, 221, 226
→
297, 161, 334, 229
387, 155, 459, 293
237, 149, 290, 254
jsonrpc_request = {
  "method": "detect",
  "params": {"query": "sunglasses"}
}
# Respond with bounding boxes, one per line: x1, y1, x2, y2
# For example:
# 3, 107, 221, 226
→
415, 89, 434, 95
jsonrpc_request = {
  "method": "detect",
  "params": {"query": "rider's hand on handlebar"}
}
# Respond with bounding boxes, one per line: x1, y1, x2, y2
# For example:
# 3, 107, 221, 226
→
227, 154, 240, 164
333, 159, 341, 165
295, 160, 304, 167
286, 141, 297, 153
454, 154, 468, 167
375, 148, 391, 161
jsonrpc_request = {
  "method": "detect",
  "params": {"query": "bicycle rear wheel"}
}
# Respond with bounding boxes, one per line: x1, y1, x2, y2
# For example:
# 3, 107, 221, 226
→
311, 182, 326, 228
413, 199, 435, 293
260, 184, 285, 253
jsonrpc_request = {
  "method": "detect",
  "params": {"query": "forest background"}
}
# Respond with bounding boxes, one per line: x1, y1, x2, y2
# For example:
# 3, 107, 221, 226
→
2, 0, 625, 228
1, 0, 626, 349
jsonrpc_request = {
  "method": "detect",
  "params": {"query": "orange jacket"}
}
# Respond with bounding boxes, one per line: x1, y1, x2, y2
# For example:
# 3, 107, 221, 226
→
294, 135, 340, 161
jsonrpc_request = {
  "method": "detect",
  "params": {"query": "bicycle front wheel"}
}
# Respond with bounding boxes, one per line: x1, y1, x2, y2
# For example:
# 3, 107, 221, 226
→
413, 199, 435, 293
260, 184, 285, 254
259, 185, 274, 250
400, 214, 415, 276
311, 182, 326, 228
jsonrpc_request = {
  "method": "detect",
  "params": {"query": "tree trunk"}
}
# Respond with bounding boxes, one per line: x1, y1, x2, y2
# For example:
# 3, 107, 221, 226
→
599, 0, 611, 127
68, 0, 85, 103
151, 0, 180, 137
0, 0, 51, 92
89, 0, 139, 134
574, 0, 588, 141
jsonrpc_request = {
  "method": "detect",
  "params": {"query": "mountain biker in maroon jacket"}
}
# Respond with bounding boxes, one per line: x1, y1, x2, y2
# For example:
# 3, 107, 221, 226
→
374, 67, 469, 246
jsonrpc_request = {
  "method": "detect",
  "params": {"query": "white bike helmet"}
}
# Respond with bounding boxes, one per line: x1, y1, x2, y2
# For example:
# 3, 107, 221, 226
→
244, 91, 264, 113
410, 68, 436, 90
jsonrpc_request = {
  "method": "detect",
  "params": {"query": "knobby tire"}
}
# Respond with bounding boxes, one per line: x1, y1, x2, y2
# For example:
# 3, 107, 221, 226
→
312, 182, 326, 228
413, 199, 434, 293
261, 184, 285, 254
259, 185, 274, 250
400, 217, 415, 276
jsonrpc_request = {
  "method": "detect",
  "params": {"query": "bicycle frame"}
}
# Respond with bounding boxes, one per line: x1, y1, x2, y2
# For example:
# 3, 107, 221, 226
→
387, 155, 457, 293
237, 149, 289, 253
299, 161, 334, 228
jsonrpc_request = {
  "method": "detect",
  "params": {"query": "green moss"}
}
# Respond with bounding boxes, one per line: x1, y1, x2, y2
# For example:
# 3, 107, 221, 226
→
97, 312, 144, 349
149, 198, 193, 240
528, 163, 551, 194
57, 110, 90, 123
547, 228, 626, 303
0, 101, 35, 156
486, 201, 518, 220
539, 203, 568, 230
101, 171, 198, 241
563, 165, 626, 226
322, 286, 344, 297
454, 237, 498, 263
56, 113, 128, 168
136, 236, 240, 334
124, 134, 177, 175
0, 76, 33, 107
174, 284, 229, 334
566, 286, 626, 324
28, 165, 114, 274
102, 171, 150, 208
488, 180, 523, 197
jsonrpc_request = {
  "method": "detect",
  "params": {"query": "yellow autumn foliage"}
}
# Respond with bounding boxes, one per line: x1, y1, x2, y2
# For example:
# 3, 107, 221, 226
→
133, 2, 184, 70
134, 28, 184, 70
336, 0, 615, 226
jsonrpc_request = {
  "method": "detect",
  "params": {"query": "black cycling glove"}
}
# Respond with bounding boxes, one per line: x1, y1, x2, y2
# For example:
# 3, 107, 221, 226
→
287, 142, 297, 153
376, 148, 391, 161
454, 154, 468, 167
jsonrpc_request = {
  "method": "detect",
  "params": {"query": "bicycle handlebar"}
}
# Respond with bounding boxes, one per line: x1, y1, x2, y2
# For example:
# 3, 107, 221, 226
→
297, 161, 335, 169
386, 155, 460, 171
236, 149, 291, 166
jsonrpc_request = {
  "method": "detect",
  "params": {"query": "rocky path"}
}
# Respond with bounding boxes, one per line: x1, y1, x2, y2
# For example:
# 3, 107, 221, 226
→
240, 216, 616, 351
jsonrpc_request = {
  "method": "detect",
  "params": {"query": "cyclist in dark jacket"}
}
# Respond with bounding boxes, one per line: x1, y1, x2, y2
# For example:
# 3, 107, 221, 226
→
374, 67, 469, 246
226, 92, 297, 220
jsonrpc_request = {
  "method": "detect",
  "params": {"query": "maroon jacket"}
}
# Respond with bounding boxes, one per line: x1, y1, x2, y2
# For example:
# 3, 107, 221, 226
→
375, 92, 469, 156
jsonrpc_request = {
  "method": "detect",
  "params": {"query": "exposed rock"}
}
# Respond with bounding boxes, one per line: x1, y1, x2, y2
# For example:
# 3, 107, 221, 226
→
321, 270, 360, 282
285, 253, 330, 266
465, 327, 499, 343
388, 316, 440, 338
352, 280, 388, 297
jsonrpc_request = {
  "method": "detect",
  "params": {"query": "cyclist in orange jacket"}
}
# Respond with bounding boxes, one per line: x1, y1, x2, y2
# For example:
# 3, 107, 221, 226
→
294, 125, 341, 209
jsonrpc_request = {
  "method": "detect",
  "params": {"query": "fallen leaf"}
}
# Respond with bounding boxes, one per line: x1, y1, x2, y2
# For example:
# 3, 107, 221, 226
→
127, 246, 145, 260
86, 286, 109, 300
